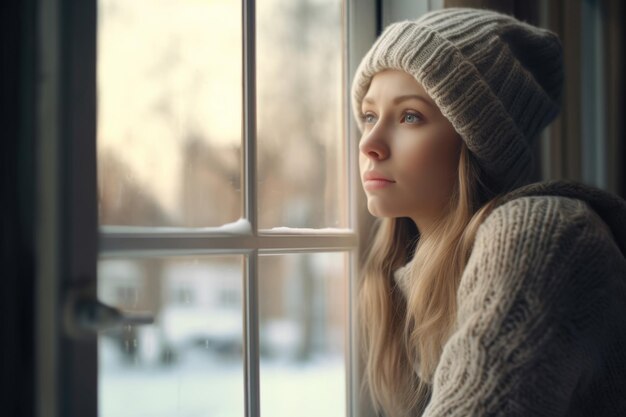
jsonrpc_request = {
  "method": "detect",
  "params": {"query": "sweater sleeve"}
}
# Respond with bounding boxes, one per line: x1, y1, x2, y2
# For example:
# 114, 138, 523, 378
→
421, 196, 610, 417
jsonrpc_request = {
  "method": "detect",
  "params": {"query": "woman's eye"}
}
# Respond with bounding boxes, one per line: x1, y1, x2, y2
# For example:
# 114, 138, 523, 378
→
360, 111, 422, 125
361, 113, 376, 124
402, 112, 422, 124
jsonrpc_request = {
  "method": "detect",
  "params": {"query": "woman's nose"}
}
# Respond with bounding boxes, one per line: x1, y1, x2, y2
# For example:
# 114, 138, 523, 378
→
359, 127, 390, 161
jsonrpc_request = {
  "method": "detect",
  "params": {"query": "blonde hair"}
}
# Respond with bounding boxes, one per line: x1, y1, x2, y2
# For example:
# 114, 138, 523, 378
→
358, 142, 507, 416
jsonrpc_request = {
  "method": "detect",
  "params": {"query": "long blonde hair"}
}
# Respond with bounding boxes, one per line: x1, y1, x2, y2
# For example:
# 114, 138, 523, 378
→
358, 142, 508, 416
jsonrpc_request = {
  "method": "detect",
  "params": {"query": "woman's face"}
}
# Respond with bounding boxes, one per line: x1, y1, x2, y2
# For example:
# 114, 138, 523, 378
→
359, 69, 462, 229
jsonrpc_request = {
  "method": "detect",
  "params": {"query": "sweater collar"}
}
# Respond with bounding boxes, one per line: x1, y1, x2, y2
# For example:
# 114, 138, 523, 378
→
392, 179, 626, 292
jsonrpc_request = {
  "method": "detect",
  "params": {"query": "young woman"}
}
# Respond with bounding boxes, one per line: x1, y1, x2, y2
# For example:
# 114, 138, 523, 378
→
351, 7, 626, 417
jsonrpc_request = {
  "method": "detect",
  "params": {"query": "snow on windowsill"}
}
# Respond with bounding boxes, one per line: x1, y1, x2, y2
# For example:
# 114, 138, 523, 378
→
101, 218, 252, 236
262, 227, 353, 235
101, 219, 354, 236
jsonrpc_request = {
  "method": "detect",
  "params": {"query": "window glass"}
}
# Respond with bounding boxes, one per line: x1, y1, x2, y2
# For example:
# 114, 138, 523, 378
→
257, 0, 346, 229
98, 255, 243, 417
259, 252, 347, 416
97, 0, 242, 227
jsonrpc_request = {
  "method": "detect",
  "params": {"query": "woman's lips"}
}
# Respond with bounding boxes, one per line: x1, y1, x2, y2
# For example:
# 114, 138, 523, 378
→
362, 171, 395, 190
363, 178, 395, 190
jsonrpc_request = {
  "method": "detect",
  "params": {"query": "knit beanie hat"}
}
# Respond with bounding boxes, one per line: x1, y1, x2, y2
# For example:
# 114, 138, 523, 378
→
351, 7, 564, 193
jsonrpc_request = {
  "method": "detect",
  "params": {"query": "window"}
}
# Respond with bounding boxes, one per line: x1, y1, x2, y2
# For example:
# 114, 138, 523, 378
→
96, 0, 357, 416
30, 1, 623, 416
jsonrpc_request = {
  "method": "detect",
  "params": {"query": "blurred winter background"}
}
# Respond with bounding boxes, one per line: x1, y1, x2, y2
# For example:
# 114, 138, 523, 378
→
96, 0, 347, 415
98, 253, 346, 417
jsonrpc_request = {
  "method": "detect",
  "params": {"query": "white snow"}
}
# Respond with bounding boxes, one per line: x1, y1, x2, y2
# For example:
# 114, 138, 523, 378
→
263, 227, 353, 234
101, 218, 253, 235
204, 217, 252, 235
99, 338, 346, 417
101, 221, 357, 236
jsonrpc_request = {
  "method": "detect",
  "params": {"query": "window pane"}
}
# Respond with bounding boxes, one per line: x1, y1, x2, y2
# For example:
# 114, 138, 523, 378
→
98, 255, 243, 417
97, 0, 242, 227
259, 252, 347, 417
257, 0, 347, 229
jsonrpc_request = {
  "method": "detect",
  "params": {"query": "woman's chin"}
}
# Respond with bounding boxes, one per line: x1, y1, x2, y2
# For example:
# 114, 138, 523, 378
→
367, 201, 398, 218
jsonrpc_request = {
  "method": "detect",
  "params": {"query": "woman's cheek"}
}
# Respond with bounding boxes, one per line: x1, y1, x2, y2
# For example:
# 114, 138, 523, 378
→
399, 140, 437, 181
419, 152, 454, 204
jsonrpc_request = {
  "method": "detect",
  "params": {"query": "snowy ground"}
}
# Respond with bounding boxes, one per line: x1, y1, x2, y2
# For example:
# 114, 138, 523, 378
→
99, 338, 346, 417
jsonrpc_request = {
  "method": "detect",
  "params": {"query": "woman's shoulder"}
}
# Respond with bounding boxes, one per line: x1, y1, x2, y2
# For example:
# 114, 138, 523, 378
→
464, 194, 625, 311
477, 178, 626, 257
458, 194, 625, 339
477, 194, 614, 250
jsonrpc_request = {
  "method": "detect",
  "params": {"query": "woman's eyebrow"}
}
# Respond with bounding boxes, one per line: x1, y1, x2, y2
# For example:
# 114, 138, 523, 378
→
362, 94, 435, 109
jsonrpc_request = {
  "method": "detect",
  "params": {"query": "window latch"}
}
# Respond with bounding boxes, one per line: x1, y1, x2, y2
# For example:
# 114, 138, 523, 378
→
63, 279, 154, 340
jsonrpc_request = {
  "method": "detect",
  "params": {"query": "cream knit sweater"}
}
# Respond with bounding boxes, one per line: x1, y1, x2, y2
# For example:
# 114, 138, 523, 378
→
393, 179, 626, 416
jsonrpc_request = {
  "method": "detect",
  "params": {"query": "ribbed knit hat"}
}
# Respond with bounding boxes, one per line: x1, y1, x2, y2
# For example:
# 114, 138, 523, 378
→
351, 7, 564, 193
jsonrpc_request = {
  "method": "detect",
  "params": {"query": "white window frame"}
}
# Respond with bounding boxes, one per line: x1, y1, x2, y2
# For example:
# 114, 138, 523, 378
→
97, 1, 360, 415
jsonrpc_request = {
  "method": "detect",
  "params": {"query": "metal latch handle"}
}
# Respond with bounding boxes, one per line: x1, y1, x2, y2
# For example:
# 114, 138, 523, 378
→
63, 281, 154, 340
74, 298, 154, 332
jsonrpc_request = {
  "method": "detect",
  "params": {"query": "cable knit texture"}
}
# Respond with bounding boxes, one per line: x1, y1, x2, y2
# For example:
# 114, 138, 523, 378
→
351, 7, 564, 192
393, 179, 626, 416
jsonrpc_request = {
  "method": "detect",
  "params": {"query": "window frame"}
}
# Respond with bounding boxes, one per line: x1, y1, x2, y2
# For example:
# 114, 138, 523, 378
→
98, 0, 358, 415
37, 0, 377, 417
